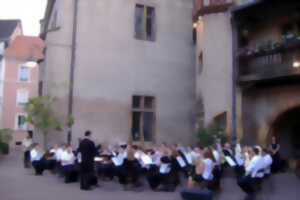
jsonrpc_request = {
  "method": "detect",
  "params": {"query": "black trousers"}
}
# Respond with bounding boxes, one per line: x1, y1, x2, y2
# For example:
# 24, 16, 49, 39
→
237, 176, 262, 196
62, 165, 78, 183
24, 151, 31, 168
32, 160, 44, 175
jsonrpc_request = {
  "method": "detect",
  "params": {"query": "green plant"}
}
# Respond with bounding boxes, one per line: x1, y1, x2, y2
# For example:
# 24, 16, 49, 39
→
66, 115, 75, 127
196, 124, 228, 148
0, 141, 9, 154
24, 96, 62, 148
0, 128, 13, 143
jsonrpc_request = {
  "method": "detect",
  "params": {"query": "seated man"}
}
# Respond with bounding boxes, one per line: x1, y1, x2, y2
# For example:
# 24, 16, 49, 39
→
237, 147, 265, 200
30, 143, 44, 175
61, 145, 78, 183
262, 148, 273, 178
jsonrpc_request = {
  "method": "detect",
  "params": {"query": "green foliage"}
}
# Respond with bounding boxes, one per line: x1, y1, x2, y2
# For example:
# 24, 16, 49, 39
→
196, 124, 228, 148
0, 128, 13, 143
0, 141, 9, 154
24, 96, 62, 131
66, 115, 75, 127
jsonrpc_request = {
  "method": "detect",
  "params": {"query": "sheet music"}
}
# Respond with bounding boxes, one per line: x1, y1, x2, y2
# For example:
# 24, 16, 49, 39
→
94, 157, 103, 162
176, 156, 186, 168
225, 156, 236, 167
112, 156, 123, 166
141, 154, 152, 165
159, 163, 171, 174
185, 153, 193, 165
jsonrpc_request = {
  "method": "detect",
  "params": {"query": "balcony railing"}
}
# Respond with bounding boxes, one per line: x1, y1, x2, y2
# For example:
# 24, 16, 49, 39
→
238, 45, 300, 84
193, 0, 233, 21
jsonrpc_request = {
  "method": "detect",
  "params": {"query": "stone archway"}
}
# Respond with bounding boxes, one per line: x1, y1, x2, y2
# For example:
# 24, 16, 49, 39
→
263, 102, 300, 159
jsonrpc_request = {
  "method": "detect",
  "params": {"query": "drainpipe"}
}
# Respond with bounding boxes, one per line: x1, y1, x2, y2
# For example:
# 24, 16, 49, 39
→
68, 0, 79, 145
230, 12, 237, 139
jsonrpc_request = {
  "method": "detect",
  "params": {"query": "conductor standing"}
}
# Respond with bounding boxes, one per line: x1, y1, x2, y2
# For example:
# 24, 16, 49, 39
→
78, 130, 97, 190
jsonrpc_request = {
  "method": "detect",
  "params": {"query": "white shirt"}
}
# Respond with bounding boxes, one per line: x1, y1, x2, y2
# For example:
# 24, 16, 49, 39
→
263, 154, 273, 175
30, 149, 42, 162
202, 158, 214, 180
212, 150, 220, 165
55, 148, 63, 161
22, 138, 32, 150
246, 155, 265, 178
61, 151, 75, 166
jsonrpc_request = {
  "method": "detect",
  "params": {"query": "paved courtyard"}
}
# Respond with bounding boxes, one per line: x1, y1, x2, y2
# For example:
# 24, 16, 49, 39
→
1, 150, 300, 200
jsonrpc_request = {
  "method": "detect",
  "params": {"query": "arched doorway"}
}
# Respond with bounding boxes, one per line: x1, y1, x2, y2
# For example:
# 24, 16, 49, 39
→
270, 107, 300, 160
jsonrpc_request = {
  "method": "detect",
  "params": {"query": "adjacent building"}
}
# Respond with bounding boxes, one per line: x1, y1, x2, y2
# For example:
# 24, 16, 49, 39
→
0, 20, 23, 125
40, 0, 196, 147
2, 36, 44, 143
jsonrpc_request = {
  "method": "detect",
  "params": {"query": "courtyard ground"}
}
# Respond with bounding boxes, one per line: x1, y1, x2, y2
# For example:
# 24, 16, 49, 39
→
1, 149, 300, 200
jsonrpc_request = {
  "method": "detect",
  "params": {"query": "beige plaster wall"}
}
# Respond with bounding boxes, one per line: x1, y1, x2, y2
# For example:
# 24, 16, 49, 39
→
43, 0, 196, 146
195, 12, 233, 133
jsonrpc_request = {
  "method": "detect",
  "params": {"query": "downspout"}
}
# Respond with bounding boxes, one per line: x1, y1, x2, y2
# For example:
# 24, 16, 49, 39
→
230, 12, 237, 139
68, 0, 79, 145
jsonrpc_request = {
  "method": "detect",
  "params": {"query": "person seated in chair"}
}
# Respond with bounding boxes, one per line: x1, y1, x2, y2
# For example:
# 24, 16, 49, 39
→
237, 147, 265, 200
30, 143, 44, 175
61, 145, 78, 183
188, 148, 215, 189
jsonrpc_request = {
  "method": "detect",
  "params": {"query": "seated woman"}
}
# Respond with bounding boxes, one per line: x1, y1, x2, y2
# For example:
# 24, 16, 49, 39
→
61, 145, 78, 183
188, 148, 215, 189
147, 147, 178, 192
30, 143, 44, 175
117, 146, 142, 190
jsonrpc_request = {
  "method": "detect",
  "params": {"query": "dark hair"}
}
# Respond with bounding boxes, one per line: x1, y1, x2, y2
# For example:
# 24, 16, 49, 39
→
262, 148, 269, 154
252, 147, 259, 155
85, 130, 91, 137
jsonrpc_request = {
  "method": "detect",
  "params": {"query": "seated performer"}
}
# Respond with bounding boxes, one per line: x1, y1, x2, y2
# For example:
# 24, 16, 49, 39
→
237, 147, 265, 200
61, 145, 78, 183
30, 143, 44, 175
147, 147, 178, 191
261, 148, 273, 178
117, 146, 142, 190
188, 148, 215, 189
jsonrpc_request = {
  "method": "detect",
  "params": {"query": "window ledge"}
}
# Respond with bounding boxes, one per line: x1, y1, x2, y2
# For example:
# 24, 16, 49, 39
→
47, 26, 61, 33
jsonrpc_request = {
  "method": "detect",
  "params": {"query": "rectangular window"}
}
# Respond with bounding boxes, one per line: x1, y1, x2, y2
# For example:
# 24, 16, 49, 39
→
131, 95, 155, 142
18, 66, 29, 82
135, 4, 155, 41
17, 89, 29, 107
16, 113, 27, 130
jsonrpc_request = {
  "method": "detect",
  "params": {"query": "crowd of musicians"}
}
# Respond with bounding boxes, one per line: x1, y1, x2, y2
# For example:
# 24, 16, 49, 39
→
22, 130, 284, 200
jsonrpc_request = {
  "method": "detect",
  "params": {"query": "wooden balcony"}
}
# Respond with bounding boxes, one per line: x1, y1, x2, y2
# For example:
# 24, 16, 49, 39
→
238, 45, 300, 85
193, 0, 233, 21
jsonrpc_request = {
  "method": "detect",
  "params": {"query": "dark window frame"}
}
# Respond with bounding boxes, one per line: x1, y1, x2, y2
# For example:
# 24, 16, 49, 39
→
131, 95, 156, 143
134, 4, 156, 42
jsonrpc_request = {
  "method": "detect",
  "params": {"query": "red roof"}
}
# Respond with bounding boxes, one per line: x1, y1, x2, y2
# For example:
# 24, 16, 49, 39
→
4, 36, 44, 60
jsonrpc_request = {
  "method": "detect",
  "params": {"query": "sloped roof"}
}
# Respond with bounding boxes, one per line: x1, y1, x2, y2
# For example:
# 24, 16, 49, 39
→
0, 19, 21, 40
4, 36, 45, 60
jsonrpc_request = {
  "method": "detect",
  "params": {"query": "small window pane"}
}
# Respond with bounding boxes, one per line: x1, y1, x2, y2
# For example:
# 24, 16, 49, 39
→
132, 96, 141, 108
144, 96, 154, 109
143, 112, 153, 141
135, 5, 144, 39
18, 115, 26, 129
132, 112, 141, 141
146, 7, 154, 40
19, 67, 29, 82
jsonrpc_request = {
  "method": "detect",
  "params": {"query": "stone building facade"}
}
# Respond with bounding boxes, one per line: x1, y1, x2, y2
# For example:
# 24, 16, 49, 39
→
40, 0, 196, 147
